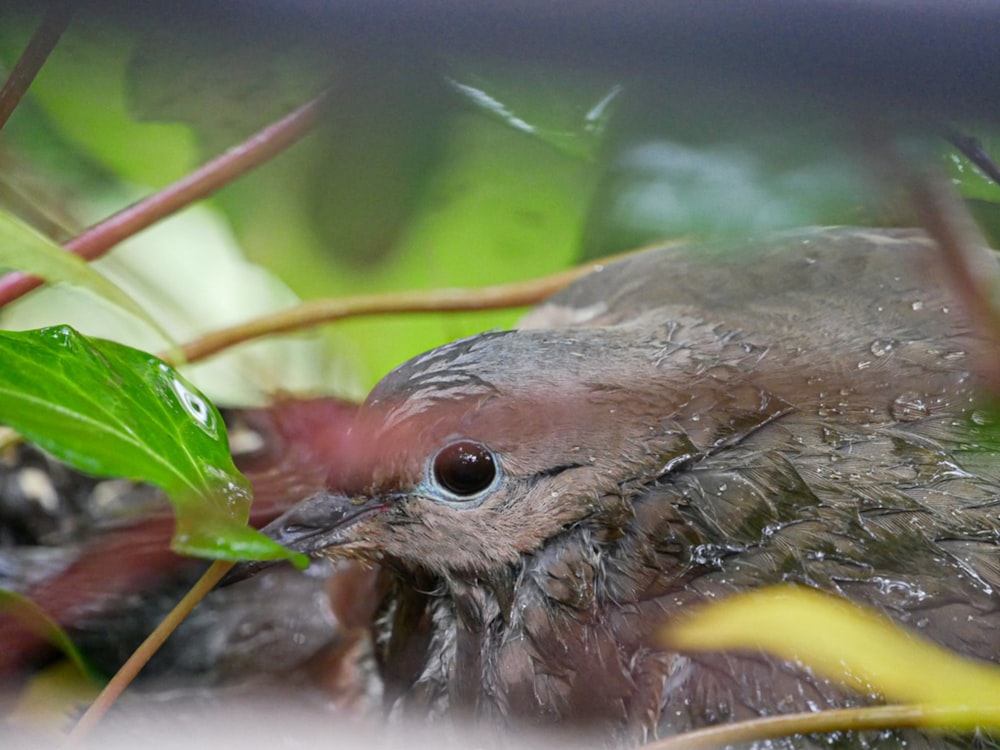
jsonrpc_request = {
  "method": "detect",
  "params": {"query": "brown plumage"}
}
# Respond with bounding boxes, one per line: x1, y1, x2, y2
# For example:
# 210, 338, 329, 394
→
252, 228, 1000, 747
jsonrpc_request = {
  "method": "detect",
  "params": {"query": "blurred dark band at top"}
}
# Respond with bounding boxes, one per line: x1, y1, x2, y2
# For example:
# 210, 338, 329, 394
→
42, 0, 1000, 122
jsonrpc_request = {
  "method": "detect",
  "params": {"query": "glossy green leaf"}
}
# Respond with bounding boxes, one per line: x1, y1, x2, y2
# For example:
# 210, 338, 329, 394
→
663, 585, 1000, 731
0, 326, 304, 564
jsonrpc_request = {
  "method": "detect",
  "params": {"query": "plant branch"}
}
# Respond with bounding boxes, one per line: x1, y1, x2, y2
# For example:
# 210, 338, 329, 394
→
863, 129, 1000, 390
168, 252, 643, 365
902, 163, 1000, 390
64, 559, 234, 745
0, 1, 72, 131
0, 91, 327, 308
642, 705, 938, 750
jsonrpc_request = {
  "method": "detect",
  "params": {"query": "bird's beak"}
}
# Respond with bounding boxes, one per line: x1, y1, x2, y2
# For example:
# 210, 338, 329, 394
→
221, 490, 389, 585
260, 490, 388, 554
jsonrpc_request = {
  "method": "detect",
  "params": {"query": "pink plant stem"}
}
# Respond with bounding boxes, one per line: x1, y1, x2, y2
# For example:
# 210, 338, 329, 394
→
0, 1, 72, 131
0, 92, 327, 309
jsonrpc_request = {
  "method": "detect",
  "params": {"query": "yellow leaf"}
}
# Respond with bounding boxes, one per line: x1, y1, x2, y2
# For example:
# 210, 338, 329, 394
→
5, 661, 101, 736
662, 585, 1000, 730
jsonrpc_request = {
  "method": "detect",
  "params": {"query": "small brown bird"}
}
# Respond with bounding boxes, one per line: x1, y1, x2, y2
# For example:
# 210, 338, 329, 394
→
254, 228, 1000, 746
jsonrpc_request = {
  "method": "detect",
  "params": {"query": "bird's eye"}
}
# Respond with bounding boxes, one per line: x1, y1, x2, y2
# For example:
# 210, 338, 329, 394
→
431, 440, 498, 499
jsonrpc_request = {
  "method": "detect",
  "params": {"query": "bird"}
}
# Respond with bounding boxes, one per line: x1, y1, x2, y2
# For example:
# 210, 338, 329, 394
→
246, 227, 1000, 747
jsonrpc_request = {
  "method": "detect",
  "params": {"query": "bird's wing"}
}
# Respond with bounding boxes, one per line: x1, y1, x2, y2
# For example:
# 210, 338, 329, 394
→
514, 228, 1000, 739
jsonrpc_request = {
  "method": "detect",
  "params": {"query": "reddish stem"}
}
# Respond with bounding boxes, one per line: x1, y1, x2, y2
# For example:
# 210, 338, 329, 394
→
0, 91, 327, 308
902, 166, 1000, 392
0, 1, 72, 131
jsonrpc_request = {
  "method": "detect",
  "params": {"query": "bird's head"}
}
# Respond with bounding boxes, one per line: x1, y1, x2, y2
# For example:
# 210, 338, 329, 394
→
259, 320, 783, 579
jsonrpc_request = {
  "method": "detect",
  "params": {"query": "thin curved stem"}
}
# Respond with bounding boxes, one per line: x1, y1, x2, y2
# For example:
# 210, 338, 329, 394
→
642, 705, 934, 750
906, 168, 1000, 351
864, 128, 1000, 390
64, 560, 234, 746
0, 1, 72, 131
167, 252, 639, 365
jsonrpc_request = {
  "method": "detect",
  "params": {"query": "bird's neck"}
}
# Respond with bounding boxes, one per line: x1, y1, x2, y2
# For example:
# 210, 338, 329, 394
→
376, 499, 686, 737
376, 563, 513, 720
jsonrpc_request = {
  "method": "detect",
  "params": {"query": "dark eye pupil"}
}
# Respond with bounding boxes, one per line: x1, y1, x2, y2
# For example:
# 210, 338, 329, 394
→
433, 440, 497, 498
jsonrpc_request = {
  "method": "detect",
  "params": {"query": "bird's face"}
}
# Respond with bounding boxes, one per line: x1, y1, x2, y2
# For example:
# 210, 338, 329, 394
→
259, 323, 786, 578
263, 431, 620, 578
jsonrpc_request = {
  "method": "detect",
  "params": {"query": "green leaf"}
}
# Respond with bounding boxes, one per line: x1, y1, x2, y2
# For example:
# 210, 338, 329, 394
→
662, 585, 1000, 731
1, 205, 351, 407
0, 209, 178, 351
0, 17, 197, 187
216, 107, 599, 387
0, 326, 304, 564
581, 124, 878, 256
944, 131, 1000, 205
444, 61, 623, 160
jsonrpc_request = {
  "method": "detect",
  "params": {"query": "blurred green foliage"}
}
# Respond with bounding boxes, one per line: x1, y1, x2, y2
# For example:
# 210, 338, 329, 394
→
10, 7, 993, 392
